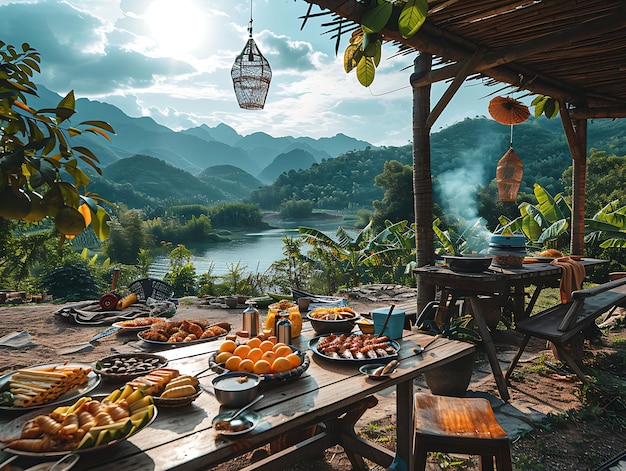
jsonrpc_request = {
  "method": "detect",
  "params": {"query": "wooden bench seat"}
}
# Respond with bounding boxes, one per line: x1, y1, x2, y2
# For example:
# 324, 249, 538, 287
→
505, 277, 626, 384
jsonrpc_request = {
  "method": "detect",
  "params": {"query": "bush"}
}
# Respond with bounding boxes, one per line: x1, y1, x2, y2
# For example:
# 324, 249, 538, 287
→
41, 264, 101, 301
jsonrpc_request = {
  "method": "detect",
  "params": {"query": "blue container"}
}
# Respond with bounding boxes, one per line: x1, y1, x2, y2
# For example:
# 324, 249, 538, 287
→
372, 307, 405, 340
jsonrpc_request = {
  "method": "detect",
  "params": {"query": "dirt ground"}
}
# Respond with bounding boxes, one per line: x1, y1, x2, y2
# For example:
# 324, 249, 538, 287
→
1, 291, 625, 471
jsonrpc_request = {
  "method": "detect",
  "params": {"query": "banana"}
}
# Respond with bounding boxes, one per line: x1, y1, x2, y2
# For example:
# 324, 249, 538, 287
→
160, 384, 196, 399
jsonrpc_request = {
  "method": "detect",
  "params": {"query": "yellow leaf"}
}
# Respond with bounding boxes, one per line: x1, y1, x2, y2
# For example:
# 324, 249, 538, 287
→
356, 56, 376, 87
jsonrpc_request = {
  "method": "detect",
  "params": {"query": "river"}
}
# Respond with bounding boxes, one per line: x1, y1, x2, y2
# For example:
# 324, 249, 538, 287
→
148, 220, 351, 278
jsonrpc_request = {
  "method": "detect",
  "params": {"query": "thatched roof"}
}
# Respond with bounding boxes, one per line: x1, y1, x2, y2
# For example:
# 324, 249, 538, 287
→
302, 0, 626, 118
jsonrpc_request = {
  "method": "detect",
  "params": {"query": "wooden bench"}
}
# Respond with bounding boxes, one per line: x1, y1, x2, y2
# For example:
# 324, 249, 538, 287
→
505, 277, 626, 384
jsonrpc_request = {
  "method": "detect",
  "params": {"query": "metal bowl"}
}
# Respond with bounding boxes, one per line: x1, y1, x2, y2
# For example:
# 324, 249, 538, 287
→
442, 255, 492, 273
306, 311, 360, 335
212, 372, 261, 408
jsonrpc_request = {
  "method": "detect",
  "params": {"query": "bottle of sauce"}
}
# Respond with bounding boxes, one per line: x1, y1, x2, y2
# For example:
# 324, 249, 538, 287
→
276, 311, 292, 345
242, 301, 259, 337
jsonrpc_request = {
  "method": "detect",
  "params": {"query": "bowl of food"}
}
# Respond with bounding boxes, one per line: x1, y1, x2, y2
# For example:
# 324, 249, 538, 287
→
212, 372, 261, 408
307, 306, 360, 334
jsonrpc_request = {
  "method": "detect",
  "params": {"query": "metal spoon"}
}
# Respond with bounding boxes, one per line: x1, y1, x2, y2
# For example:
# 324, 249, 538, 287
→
214, 394, 264, 430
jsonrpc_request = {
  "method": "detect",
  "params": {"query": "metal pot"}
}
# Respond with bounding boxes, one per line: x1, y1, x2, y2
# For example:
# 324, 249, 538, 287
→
442, 255, 492, 273
212, 372, 261, 408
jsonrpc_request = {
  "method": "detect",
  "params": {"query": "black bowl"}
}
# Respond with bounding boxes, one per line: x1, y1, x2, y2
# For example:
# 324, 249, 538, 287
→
306, 311, 360, 334
442, 255, 492, 273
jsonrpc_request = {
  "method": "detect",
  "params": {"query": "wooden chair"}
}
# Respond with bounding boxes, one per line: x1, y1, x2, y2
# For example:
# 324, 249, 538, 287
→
413, 394, 512, 471
505, 277, 626, 384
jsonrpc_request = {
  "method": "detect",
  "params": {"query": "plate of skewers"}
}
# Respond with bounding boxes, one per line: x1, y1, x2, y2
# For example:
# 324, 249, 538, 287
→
308, 332, 400, 363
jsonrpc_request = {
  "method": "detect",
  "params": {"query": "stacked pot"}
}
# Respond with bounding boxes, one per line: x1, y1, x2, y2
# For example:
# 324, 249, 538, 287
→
488, 234, 526, 268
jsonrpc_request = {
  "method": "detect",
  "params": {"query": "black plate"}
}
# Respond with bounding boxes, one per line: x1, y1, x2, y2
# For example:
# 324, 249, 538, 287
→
308, 333, 400, 363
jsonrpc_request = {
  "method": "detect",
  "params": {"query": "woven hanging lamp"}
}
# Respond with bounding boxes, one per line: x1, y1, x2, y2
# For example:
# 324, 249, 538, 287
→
489, 96, 529, 202
231, 0, 272, 110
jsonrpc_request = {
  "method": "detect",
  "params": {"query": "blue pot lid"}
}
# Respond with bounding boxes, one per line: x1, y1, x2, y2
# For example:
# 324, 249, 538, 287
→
490, 234, 526, 247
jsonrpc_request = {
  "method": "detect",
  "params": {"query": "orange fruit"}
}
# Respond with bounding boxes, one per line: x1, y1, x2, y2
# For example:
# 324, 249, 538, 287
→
259, 340, 274, 352
215, 351, 233, 363
239, 359, 255, 373
247, 347, 263, 363
274, 345, 293, 358
253, 359, 272, 374
224, 355, 242, 372
247, 337, 261, 349
272, 342, 287, 352
233, 344, 251, 358
219, 340, 237, 354
286, 352, 302, 369
268, 336, 278, 344
261, 351, 277, 364
272, 357, 292, 373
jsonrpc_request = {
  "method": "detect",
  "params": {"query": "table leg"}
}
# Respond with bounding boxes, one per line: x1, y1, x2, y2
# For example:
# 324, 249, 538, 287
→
468, 297, 510, 402
387, 379, 413, 471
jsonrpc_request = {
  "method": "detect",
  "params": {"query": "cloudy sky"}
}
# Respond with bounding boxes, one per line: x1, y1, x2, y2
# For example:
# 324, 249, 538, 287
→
0, 0, 498, 147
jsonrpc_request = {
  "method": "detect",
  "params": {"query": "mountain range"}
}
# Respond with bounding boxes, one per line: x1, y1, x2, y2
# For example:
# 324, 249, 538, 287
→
28, 86, 373, 202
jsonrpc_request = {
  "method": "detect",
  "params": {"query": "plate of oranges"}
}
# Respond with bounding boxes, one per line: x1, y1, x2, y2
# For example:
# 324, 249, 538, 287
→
209, 337, 310, 386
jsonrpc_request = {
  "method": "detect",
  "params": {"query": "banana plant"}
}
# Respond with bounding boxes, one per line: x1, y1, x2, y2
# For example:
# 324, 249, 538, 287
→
585, 200, 626, 249
498, 183, 570, 247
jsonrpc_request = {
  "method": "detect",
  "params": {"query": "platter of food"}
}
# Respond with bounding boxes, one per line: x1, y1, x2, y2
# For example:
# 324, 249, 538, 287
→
209, 340, 310, 386
111, 317, 167, 331
119, 368, 203, 407
1, 392, 156, 457
137, 320, 230, 346
93, 354, 168, 381
0, 363, 100, 411
309, 333, 400, 363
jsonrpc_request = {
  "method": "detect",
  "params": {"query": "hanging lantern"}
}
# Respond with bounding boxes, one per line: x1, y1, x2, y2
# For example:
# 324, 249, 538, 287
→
231, 2, 271, 110
496, 147, 524, 202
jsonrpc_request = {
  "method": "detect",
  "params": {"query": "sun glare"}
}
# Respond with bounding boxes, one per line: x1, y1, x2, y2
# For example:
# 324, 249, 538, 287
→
145, 0, 205, 56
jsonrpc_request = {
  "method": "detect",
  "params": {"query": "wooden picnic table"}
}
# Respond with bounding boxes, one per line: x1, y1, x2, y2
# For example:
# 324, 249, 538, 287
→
0, 327, 474, 471
414, 257, 607, 401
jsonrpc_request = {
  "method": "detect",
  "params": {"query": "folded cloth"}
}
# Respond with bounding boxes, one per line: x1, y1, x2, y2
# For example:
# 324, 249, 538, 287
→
55, 299, 176, 325
551, 257, 586, 303
0, 331, 38, 349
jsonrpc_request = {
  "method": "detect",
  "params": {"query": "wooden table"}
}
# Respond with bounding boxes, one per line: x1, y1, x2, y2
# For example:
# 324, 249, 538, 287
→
414, 258, 606, 401
0, 329, 474, 471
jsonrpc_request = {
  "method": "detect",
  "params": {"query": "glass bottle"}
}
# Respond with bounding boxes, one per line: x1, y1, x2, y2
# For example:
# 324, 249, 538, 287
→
276, 311, 292, 345
242, 301, 259, 337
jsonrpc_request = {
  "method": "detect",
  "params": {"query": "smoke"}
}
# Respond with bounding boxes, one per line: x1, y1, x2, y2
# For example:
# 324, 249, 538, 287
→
437, 148, 493, 251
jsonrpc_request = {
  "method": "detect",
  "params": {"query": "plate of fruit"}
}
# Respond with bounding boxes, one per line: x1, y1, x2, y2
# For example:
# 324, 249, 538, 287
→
209, 337, 309, 385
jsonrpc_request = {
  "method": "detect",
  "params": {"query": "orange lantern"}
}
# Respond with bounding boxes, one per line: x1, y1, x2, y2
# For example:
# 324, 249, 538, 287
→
496, 147, 523, 202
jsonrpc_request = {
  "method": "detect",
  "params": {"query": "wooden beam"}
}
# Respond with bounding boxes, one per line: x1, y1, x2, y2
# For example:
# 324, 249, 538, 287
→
571, 107, 626, 119
423, 49, 485, 129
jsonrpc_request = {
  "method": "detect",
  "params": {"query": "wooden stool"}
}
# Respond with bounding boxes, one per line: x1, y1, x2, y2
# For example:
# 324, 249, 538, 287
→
413, 394, 512, 471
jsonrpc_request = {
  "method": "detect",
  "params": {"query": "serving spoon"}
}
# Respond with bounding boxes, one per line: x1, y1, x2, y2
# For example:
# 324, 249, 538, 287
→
213, 394, 264, 431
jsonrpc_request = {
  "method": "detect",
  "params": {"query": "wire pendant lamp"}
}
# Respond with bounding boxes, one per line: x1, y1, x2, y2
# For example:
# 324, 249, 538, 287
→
231, 0, 272, 110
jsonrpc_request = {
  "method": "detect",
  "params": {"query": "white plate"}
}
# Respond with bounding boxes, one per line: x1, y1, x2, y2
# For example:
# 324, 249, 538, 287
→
1, 397, 157, 457
111, 318, 166, 331
0, 363, 101, 411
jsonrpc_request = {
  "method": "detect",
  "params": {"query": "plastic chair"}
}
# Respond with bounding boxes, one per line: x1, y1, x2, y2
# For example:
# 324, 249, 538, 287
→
413, 394, 512, 471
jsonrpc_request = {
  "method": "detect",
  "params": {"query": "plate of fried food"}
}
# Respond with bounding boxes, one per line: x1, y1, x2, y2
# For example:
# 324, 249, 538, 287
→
309, 333, 399, 363
1, 391, 156, 457
111, 317, 167, 331
0, 363, 100, 411
138, 320, 231, 346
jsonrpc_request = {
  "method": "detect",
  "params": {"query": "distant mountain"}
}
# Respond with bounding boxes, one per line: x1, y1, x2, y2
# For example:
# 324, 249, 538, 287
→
103, 154, 228, 204
258, 149, 318, 183
196, 165, 264, 200
28, 86, 373, 179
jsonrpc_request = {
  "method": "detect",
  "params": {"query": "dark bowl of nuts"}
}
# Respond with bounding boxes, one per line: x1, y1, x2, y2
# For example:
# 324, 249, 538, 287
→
93, 353, 168, 381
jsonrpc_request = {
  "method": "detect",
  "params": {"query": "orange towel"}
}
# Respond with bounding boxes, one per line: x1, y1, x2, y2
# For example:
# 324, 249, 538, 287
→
550, 257, 586, 303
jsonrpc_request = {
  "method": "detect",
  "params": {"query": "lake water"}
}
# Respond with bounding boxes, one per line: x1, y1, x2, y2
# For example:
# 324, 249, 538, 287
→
149, 221, 350, 278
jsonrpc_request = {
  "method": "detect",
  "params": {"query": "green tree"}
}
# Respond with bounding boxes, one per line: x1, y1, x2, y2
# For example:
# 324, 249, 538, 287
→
164, 244, 196, 297
104, 208, 149, 265
0, 41, 114, 245
371, 160, 414, 231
